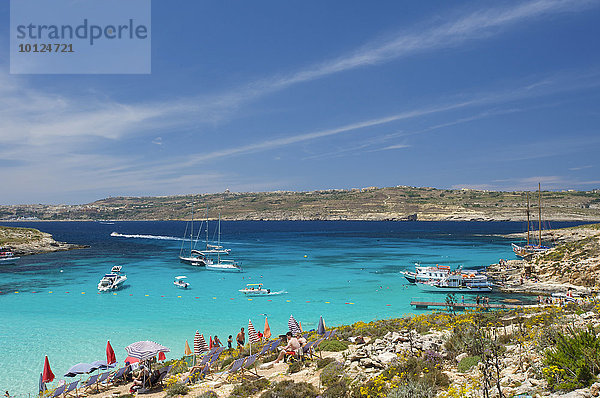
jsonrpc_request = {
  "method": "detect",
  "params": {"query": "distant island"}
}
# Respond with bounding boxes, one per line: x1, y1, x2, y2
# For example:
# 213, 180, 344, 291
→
0, 225, 87, 256
1, 185, 599, 221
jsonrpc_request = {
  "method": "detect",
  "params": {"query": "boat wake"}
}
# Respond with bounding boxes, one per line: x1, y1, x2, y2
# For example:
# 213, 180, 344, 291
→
110, 232, 186, 241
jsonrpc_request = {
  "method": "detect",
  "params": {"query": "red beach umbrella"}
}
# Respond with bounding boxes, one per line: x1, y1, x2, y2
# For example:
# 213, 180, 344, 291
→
158, 351, 166, 361
42, 356, 55, 383
106, 341, 116, 365
209, 336, 213, 349
124, 356, 140, 365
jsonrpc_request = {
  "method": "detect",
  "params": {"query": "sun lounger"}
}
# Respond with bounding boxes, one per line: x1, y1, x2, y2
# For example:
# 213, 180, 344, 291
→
212, 357, 246, 381
46, 384, 66, 398
312, 338, 325, 358
241, 354, 259, 378
82, 374, 99, 392
301, 341, 316, 358
183, 367, 202, 384
257, 343, 271, 357
269, 339, 281, 352
62, 381, 79, 397
109, 365, 130, 385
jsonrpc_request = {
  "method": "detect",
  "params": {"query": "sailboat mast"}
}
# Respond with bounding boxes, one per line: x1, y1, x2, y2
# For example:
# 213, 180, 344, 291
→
191, 201, 194, 253
538, 183, 542, 247
218, 212, 221, 262
526, 192, 530, 246
205, 206, 209, 251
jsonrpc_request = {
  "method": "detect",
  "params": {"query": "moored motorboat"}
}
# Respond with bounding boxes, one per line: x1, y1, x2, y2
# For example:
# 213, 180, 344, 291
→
416, 273, 492, 292
0, 248, 19, 264
401, 263, 451, 284
98, 266, 127, 291
174, 276, 190, 289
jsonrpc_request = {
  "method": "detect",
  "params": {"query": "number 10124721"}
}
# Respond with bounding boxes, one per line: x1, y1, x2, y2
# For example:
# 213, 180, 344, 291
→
18, 43, 74, 53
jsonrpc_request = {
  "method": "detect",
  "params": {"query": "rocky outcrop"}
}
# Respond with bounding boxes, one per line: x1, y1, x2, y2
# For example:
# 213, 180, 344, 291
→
0, 226, 87, 256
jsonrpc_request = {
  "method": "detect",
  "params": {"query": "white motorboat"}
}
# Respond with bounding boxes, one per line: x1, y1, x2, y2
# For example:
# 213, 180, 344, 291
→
98, 266, 127, 291
239, 283, 284, 296
174, 275, 190, 289
401, 264, 451, 283
0, 248, 19, 264
205, 259, 242, 272
416, 273, 492, 292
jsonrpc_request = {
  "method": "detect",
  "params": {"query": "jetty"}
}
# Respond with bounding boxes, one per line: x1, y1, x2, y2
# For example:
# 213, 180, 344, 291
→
410, 300, 529, 310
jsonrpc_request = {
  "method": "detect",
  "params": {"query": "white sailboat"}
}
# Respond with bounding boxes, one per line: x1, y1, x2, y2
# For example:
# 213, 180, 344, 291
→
205, 213, 242, 272
512, 183, 551, 258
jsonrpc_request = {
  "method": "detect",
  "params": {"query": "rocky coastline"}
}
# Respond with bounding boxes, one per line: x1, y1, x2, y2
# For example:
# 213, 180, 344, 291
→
0, 225, 88, 256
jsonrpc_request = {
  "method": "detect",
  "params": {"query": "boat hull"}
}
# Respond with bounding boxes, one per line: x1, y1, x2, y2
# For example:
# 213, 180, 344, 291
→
205, 265, 241, 272
179, 256, 207, 266
416, 282, 493, 293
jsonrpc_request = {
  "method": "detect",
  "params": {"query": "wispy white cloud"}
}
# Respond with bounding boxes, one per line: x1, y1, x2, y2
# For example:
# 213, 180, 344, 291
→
568, 165, 592, 171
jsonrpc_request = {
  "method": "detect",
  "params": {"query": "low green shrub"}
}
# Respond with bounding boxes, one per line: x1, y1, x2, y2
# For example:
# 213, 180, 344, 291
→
322, 380, 349, 398
287, 360, 304, 374
457, 356, 480, 373
229, 379, 270, 398
260, 380, 319, 398
544, 326, 600, 391
386, 380, 435, 398
197, 392, 218, 398
317, 357, 335, 369
320, 361, 345, 387
165, 383, 189, 396
319, 339, 349, 352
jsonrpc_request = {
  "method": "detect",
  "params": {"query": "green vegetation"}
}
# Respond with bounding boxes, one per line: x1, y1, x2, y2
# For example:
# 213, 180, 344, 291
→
259, 380, 319, 398
317, 357, 336, 369
320, 361, 345, 387
543, 326, 600, 391
0, 225, 45, 245
457, 356, 481, 373
197, 392, 218, 398
165, 383, 189, 396
318, 339, 349, 352
229, 379, 270, 398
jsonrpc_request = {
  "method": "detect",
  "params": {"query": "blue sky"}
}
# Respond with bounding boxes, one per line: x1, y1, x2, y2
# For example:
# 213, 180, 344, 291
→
1, 0, 600, 204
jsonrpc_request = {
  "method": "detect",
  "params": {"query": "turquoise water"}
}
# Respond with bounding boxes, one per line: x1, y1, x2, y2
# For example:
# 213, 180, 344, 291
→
0, 220, 582, 395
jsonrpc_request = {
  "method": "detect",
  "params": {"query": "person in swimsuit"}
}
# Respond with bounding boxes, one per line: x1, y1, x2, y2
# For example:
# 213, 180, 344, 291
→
236, 327, 245, 349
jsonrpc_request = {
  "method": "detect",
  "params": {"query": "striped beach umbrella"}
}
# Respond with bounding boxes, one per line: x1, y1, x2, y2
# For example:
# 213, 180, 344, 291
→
124, 341, 170, 361
198, 334, 209, 353
194, 331, 201, 355
248, 319, 260, 344
288, 315, 301, 336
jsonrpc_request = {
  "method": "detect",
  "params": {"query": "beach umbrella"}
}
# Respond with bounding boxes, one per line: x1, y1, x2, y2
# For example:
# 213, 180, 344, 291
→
124, 356, 140, 365
317, 316, 326, 335
194, 331, 201, 355
106, 341, 116, 365
264, 317, 271, 340
198, 334, 209, 352
64, 363, 98, 377
39, 373, 46, 394
209, 336, 213, 349
184, 340, 192, 356
288, 315, 301, 336
158, 352, 166, 361
125, 341, 170, 361
42, 356, 55, 383
90, 360, 116, 370
248, 319, 260, 344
